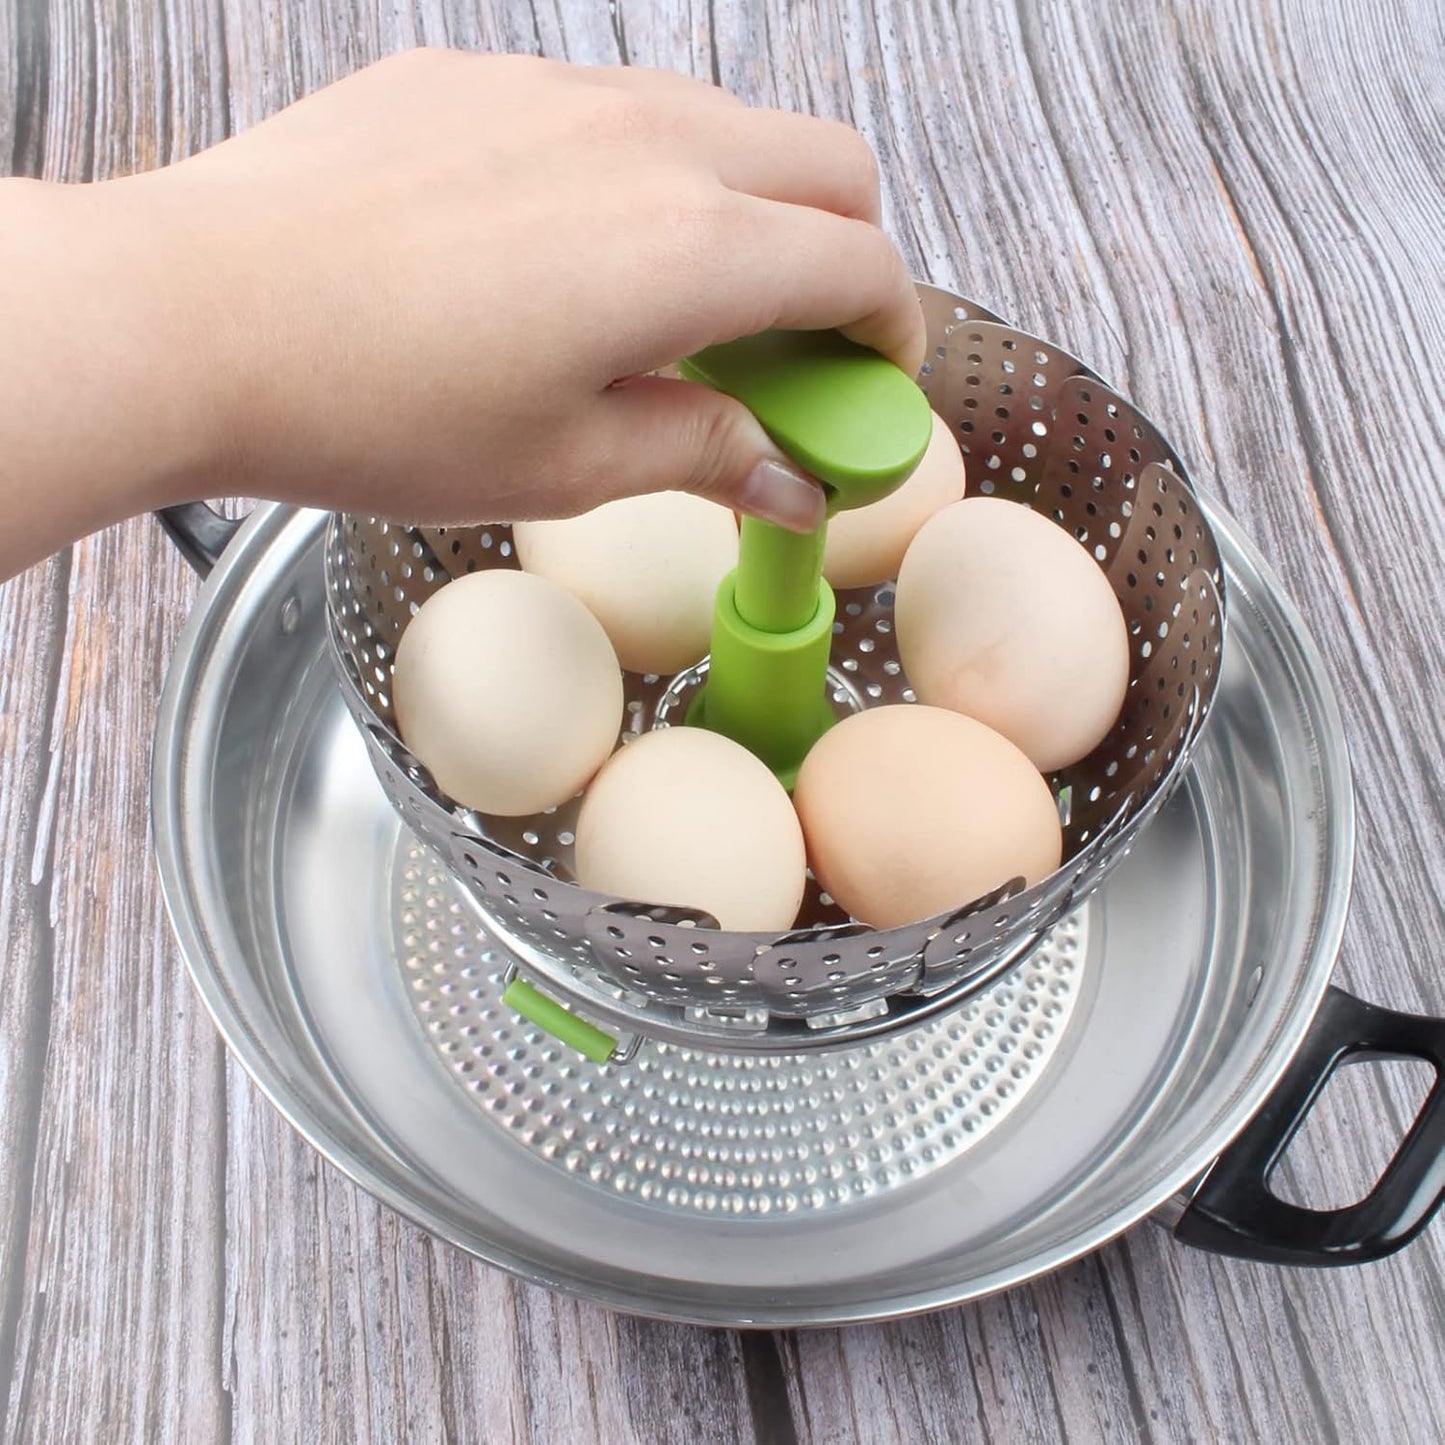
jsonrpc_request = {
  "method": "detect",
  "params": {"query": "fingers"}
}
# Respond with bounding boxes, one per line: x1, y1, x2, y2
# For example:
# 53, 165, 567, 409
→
584, 374, 828, 531
721, 197, 924, 372
581, 65, 882, 224
740, 200, 923, 369
837, 289, 928, 380
580, 63, 744, 107
557, 61, 909, 357
695, 108, 884, 225
451, 56, 920, 390
635, 193, 924, 378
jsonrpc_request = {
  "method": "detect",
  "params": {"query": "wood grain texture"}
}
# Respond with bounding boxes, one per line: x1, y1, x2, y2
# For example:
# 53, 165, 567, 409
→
0, 0, 1442, 1440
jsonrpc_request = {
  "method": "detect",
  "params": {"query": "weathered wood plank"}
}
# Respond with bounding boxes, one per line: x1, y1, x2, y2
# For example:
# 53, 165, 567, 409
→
0, 0, 1441, 1440
0, 549, 73, 1438
0, 522, 234, 1444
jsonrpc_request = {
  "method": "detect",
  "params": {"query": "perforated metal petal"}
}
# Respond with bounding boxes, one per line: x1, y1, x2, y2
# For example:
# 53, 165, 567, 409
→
936, 322, 1099, 501
418, 524, 517, 581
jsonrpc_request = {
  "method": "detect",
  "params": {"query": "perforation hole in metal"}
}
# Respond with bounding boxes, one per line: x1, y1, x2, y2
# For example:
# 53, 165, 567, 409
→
927, 323, 1091, 502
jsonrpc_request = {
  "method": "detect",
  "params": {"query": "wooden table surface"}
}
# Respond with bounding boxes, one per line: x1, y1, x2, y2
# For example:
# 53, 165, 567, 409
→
1, 0, 1442, 1439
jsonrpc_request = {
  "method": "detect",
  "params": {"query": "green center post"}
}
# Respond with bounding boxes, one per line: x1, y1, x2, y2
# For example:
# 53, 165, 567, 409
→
679, 329, 933, 787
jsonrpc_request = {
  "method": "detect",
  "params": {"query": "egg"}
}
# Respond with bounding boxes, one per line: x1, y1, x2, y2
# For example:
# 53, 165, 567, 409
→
575, 726, 806, 932
823, 410, 966, 590
393, 569, 623, 816
514, 491, 739, 675
793, 706, 1062, 930
896, 497, 1130, 772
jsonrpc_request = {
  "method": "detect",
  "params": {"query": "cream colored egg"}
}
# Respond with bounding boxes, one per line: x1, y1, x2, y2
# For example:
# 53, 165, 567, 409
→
793, 706, 1062, 930
514, 492, 739, 675
896, 497, 1130, 772
393, 569, 623, 816
575, 726, 806, 932
823, 411, 966, 590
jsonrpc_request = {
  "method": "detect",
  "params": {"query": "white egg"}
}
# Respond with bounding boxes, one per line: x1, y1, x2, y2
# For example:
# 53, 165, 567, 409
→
575, 726, 807, 932
793, 705, 1062, 930
896, 497, 1130, 772
823, 410, 966, 590
515, 492, 738, 675
393, 569, 623, 816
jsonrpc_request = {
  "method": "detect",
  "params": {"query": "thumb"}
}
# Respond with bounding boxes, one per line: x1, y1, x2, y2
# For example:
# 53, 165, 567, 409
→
593, 374, 827, 532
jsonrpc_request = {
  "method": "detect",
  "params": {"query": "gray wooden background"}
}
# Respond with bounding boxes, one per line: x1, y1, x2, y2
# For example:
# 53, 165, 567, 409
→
1, 0, 1442, 1440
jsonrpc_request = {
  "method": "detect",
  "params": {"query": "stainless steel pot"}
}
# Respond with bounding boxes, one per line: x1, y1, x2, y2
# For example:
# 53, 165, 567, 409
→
151, 462, 1445, 1329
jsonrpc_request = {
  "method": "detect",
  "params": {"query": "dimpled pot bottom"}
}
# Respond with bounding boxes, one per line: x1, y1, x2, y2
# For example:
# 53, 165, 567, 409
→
395, 837, 1085, 1219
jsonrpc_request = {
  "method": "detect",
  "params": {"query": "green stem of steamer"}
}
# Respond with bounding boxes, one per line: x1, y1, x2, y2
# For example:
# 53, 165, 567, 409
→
498, 331, 932, 1058
689, 560, 838, 791
734, 516, 827, 633
679, 330, 934, 788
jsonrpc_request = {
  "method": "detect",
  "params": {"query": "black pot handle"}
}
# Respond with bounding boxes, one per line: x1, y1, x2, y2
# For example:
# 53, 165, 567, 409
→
154, 503, 246, 578
1174, 985, 1445, 1266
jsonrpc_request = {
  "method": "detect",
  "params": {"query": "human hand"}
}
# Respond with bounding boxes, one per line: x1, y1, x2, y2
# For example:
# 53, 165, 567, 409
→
101, 49, 924, 536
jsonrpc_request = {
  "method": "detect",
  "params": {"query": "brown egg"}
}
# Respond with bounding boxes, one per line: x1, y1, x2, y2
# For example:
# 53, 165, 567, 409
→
822, 411, 966, 590
896, 496, 1130, 772
515, 491, 738, 675
793, 705, 1063, 930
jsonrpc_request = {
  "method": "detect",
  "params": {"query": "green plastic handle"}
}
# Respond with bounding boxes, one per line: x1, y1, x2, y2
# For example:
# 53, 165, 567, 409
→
687, 570, 837, 787
679, 330, 932, 511
502, 977, 617, 1063
733, 517, 824, 633
680, 329, 931, 783
682, 330, 930, 780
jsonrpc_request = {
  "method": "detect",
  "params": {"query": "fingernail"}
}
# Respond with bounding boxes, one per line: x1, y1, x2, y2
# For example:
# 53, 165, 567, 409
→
738, 459, 827, 533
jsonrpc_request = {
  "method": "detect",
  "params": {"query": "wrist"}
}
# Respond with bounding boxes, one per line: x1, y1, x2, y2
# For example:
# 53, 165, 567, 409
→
0, 175, 242, 527
78, 173, 253, 511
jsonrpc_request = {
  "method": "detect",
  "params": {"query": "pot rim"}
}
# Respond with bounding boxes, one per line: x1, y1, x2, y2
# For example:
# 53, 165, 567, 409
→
151, 500, 1354, 1326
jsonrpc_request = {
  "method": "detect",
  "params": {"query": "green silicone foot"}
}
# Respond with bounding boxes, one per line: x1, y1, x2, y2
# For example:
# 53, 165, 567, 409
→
502, 977, 617, 1063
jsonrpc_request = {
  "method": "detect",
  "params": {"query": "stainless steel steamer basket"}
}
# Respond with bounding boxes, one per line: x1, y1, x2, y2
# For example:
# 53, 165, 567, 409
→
322, 286, 1227, 1053
152, 447, 1445, 1324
